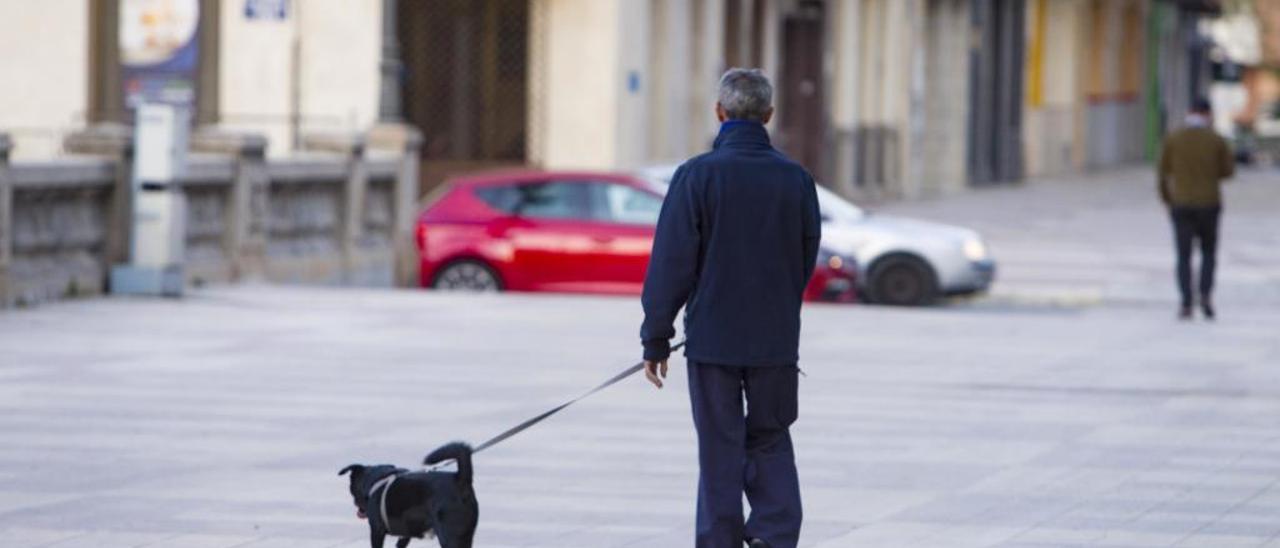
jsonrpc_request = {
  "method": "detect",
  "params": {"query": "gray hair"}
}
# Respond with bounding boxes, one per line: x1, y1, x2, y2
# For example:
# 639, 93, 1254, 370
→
717, 68, 773, 122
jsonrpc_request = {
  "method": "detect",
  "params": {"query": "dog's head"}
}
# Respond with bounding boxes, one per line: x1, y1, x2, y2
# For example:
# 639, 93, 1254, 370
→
338, 463, 400, 520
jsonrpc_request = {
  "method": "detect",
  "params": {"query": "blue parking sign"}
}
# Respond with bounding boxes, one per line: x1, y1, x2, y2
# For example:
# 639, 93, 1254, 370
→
244, 0, 288, 20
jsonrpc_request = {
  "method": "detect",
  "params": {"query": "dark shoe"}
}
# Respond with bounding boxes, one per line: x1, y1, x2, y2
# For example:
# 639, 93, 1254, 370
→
746, 539, 771, 548
1201, 299, 1215, 321
1179, 306, 1193, 320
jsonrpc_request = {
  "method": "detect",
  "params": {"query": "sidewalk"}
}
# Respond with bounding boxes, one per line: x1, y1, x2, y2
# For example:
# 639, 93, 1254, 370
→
0, 166, 1278, 547
2, 283, 1280, 547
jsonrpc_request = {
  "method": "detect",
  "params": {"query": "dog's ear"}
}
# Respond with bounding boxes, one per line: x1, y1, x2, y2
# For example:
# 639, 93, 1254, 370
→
338, 464, 363, 476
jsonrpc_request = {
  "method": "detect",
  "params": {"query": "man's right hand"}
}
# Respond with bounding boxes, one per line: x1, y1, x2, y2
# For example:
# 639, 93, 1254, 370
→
644, 359, 669, 389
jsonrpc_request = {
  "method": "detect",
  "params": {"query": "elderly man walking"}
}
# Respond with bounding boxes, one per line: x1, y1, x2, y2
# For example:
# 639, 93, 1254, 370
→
1158, 98, 1234, 320
640, 68, 820, 548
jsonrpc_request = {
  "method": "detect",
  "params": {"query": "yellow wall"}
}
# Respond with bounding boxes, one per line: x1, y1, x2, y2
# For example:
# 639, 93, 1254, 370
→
1026, 0, 1145, 175
0, 1, 379, 160
857, 0, 913, 127
218, 1, 297, 155
616, 0, 652, 168
1083, 0, 1143, 100
1027, 0, 1046, 108
298, 0, 381, 135
531, 0, 624, 169
1041, 0, 1080, 106
0, 0, 89, 160
218, 0, 381, 156
1119, 1, 1144, 97
1024, 0, 1084, 176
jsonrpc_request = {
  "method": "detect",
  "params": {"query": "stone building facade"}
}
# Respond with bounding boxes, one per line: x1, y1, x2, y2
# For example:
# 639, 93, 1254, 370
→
0, 0, 1225, 197
0, 0, 384, 161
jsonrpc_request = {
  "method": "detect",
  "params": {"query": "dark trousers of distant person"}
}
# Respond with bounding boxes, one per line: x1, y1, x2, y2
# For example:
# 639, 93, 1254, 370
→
687, 362, 802, 548
1170, 206, 1222, 308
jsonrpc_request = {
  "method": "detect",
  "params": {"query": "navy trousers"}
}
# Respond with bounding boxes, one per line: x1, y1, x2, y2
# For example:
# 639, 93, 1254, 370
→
687, 362, 802, 548
1170, 206, 1221, 308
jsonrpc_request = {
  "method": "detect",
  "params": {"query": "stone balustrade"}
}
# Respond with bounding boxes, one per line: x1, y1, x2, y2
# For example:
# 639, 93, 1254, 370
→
0, 125, 423, 307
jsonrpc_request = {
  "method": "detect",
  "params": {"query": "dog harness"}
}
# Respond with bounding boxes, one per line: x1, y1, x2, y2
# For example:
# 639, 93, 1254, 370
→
368, 474, 398, 533
367, 473, 436, 540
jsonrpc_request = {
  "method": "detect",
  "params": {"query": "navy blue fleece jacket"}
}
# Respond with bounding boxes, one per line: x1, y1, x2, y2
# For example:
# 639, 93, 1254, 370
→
640, 121, 821, 366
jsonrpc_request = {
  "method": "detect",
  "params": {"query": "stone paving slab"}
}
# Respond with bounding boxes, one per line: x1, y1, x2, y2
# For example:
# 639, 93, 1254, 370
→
2, 285, 1279, 547
1, 168, 1279, 547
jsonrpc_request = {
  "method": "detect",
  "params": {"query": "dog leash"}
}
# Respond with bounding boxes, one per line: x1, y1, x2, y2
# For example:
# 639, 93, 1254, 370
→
374, 342, 690, 533
472, 340, 686, 454
416, 341, 686, 473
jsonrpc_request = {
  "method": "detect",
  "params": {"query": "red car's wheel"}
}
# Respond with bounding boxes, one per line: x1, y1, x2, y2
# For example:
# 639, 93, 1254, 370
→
432, 260, 504, 292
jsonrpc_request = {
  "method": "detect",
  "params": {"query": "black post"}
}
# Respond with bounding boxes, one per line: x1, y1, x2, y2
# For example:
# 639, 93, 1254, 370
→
0, 134, 11, 306
379, 0, 404, 122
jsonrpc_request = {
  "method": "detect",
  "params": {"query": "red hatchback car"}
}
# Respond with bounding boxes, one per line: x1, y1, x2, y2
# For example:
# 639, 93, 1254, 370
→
417, 170, 856, 302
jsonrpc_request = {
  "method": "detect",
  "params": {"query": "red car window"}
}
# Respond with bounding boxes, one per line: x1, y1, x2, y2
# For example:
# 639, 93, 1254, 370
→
514, 182, 592, 220
472, 181, 593, 220
589, 183, 663, 225
472, 185, 522, 214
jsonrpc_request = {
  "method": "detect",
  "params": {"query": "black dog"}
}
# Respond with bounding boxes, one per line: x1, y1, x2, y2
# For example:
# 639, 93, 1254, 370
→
339, 442, 478, 548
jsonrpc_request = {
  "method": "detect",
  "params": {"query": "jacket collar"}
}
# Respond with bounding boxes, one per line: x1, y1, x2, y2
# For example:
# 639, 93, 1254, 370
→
713, 120, 772, 150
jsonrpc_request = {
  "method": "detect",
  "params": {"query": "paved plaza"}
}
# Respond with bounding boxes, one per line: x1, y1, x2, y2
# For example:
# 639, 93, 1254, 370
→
1, 169, 1279, 547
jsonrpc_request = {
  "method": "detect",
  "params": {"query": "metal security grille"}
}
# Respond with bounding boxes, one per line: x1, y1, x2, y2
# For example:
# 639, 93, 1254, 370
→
398, 0, 535, 193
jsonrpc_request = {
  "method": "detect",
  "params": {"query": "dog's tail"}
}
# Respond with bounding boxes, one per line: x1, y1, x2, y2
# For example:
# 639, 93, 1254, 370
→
424, 442, 473, 485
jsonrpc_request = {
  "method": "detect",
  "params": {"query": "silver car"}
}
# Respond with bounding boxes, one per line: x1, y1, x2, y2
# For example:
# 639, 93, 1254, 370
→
637, 166, 995, 306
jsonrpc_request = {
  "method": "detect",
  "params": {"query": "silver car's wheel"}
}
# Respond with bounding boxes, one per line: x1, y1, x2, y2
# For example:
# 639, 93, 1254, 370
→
433, 261, 502, 292
869, 256, 937, 306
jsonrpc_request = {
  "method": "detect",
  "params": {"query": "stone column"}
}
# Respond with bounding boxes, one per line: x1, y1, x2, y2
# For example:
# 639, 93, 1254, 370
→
369, 119, 423, 288
902, 0, 927, 198
694, 0, 726, 148
0, 134, 12, 305
371, 0, 421, 285
193, 131, 270, 281
306, 135, 370, 284
88, 0, 125, 124
827, 0, 861, 199
64, 124, 135, 267
662, 0, 693, 161
378, 0, 404, 122
392, 128, 423, 287
344, 139, 368, 284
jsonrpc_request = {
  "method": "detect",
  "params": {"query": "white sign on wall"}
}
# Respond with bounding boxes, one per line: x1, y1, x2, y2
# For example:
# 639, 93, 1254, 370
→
244, 0, 289, 21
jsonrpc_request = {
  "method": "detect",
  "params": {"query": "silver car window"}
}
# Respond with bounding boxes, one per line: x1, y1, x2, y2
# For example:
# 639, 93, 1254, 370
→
815, 185, 865, 222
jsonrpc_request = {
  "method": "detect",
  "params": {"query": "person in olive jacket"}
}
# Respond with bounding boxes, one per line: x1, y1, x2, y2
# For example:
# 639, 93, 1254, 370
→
640, 68, 820, 548
1158, 98, 1235, 320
